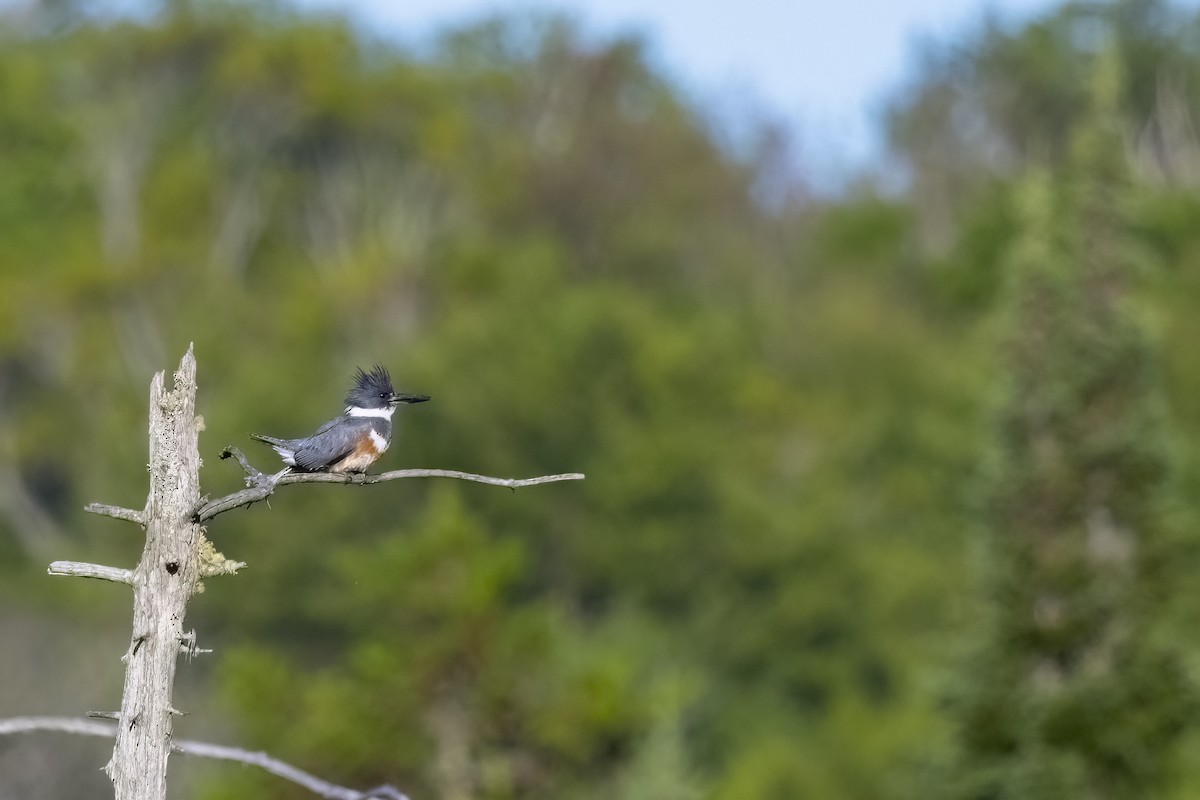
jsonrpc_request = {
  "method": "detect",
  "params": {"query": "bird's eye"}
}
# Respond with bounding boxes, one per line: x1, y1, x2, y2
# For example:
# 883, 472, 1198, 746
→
379, 392, 387, 398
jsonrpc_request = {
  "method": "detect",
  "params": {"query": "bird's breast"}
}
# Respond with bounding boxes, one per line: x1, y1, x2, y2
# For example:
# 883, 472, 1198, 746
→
368, 427, 389, 453
331, 428, 389, 474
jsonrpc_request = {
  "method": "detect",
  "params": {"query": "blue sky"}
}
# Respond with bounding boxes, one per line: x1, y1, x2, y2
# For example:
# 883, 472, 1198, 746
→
295, 0, 1065, 180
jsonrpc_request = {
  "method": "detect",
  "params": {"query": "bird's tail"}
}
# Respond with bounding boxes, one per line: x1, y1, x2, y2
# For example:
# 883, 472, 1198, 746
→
249, 433, 288, 447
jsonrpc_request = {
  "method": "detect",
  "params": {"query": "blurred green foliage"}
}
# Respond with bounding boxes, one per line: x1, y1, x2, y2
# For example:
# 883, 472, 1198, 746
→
947, 48, 1195, 800
3, 0, 1200, 798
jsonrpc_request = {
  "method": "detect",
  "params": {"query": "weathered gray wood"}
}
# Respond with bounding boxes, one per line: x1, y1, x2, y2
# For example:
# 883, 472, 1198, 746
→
48, 560, 134, 585
83, 503, 146, 526
106, 345, 203, 800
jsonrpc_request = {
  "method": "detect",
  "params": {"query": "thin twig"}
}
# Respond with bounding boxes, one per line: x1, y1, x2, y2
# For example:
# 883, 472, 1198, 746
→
48, 561, 134, 585
83, 503, 146, 527
0, 716, 408, 800
219, 445, 268, 485
196, 446, 584, 522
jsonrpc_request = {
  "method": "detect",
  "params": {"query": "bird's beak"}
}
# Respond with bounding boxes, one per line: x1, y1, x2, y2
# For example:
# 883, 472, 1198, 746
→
392, 393, 430, 404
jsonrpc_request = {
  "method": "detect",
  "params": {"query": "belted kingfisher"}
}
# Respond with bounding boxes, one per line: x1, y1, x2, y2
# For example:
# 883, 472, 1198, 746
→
250, 366, 429, 473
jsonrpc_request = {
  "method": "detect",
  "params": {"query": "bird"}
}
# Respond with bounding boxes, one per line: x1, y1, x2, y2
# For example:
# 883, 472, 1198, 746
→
250, 366, 429, 474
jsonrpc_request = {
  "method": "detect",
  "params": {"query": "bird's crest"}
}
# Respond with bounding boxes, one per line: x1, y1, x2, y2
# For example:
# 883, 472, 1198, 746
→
345, 365, 394, 406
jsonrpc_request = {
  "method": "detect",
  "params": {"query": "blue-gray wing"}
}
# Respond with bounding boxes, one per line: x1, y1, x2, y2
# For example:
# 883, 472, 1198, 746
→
311, 416, 342, 436
290, 416, 371, 471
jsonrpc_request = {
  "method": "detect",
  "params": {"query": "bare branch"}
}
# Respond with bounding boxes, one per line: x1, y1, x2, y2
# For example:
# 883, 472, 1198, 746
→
196, 448, 584, 522
84, 503, 146, 527
179, 629, 212, 659
218, 445, 268, 485
277, 468, 587, 490
0, 716, 116, 738
173, 739, 410, 800
87, 711, 122, 721
48, 560, 134, 585
0, 716, 409, 800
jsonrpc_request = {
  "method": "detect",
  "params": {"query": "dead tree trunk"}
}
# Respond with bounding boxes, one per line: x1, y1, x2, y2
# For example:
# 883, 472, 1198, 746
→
107, 345, 203, 799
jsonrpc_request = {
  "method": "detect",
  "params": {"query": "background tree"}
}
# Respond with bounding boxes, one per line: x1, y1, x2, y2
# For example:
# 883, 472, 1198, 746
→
950, 48, 1194, 799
